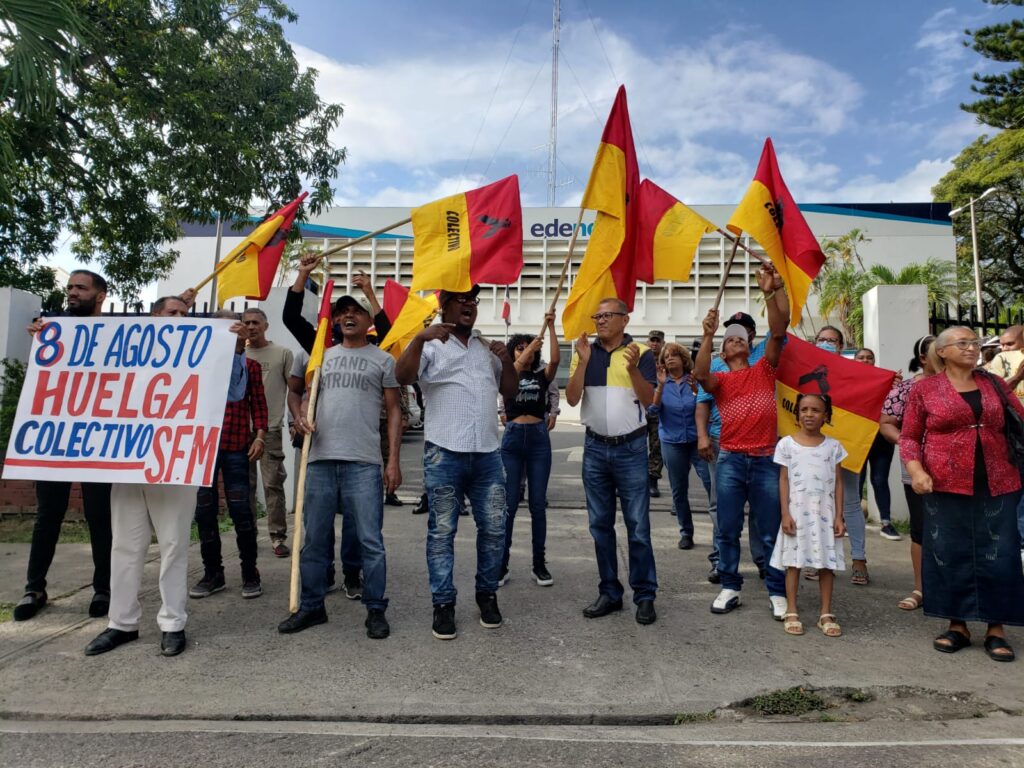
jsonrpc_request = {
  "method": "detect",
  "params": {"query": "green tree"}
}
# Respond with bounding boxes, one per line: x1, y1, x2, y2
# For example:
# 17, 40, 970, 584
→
0, 0, 345, 301
932, 130, 1024, 305
962, 0, 1024, 129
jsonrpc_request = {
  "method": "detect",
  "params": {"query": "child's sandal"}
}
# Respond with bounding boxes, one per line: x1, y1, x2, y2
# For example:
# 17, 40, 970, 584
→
897, 589, 922, 611
817, 614, 842, 637
782, 613, 804, 636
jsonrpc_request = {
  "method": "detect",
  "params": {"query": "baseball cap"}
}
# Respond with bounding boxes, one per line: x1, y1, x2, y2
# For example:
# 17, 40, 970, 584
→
438, 284, 482, 306
333, 294, 372, 315
723, 312, 756, 331
722, 324, 750, 349
647, 330, 665, 341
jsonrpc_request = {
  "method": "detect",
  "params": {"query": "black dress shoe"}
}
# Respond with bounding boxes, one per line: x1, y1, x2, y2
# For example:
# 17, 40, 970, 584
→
636, 599, 657, 625
582, 595, 623, 619
412, 493, 429, 515
384, 493, 404, 507
758, 567, 766, 580
678, 534, 694, 550
161, 630, 186, 657
707, 566, 721, 584
84, 628, 139, 656
13, 592, 47, 622
88, 593, 109, 618
278, 606, 328, 634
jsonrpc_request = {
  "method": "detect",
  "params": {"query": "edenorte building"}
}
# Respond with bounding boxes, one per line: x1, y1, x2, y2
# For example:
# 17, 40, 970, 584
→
163, 203, 954, 342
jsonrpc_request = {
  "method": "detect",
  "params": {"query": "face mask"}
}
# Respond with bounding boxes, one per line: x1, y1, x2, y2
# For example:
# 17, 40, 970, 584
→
816, 341, 838, 353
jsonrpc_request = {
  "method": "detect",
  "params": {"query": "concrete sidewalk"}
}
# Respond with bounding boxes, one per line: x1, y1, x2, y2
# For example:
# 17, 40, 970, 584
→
1, 446, 1023, 724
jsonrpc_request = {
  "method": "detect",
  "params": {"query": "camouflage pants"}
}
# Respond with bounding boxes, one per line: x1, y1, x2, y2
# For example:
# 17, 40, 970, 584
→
646, 415, 663, 480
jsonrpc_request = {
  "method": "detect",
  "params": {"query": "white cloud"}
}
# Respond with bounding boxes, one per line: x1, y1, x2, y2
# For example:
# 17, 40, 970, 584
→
909, 7, 971, 103
828, 158, 953, 202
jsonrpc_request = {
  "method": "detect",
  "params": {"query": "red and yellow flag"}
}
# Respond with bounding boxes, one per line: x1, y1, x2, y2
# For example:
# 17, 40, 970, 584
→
562, 85, 640, 339
378, 279, 440, 358
775, 334, 896, 472
635, 180, 717, 284
727, 139, 824, 326
305, 279, 335, 385
409, 175, 523, 292
217, 192, 307, 306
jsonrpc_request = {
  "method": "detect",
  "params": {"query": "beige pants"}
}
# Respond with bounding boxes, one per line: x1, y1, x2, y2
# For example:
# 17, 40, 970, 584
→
249, 428, 288, 544
108, 483, 197, 633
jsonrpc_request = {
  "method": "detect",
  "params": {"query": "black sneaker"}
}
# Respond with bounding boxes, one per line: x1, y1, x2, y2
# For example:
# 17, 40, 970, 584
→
532, 563, 553, 586
880, 523, 903, 541
326, 567, 338, 594
241, 570, 262, 599
432, 603, 456, 640
648, 477, 660, 497
476, 591, 502, 629
342, 574, 363, 600
498, 566, 510, 587
365, 608, 390, 639
385, 493, 404, 507
412, 493, 429, 515
707, 565, 721, 584
189, 570, 226, 599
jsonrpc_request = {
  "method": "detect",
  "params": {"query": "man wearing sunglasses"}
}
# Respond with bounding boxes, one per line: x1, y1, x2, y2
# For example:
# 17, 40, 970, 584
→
396, 285, 518, 641
566, 298, 659, 625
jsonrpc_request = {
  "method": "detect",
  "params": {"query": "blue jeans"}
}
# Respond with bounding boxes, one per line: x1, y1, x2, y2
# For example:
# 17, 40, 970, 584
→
662, 440, 697, 537
424, 442, 506, 605
326, 513, 362, 582
300, 461, 387, 612
195, 449, 257, 578
501, 422, 551, 568
842, 468, 866, 562
715, 450, 784, 596
582, 433, 658, 604
701, 439, 763, 570
860, 435, 895, 522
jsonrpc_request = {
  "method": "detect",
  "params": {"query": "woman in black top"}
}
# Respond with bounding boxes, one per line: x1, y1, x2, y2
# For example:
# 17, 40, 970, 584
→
500, 312, 560, 587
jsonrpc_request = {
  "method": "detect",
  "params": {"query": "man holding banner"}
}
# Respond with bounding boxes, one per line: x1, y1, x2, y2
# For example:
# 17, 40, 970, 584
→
694, 267, 789, 619
83, 295, 250, 657
13, 270, 112, 623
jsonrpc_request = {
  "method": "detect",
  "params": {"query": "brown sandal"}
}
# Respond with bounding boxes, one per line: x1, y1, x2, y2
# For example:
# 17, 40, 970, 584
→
851, 568, 869, 586
898, 590, 922, 611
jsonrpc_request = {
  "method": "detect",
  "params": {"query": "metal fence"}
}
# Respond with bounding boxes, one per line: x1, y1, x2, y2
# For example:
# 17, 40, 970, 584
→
928, 303, 1024, 339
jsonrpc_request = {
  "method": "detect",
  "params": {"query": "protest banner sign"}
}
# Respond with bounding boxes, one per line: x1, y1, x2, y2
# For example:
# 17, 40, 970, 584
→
3, 317, 237, 486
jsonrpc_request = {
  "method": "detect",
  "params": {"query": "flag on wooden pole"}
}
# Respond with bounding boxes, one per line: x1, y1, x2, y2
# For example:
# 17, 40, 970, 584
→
378, 280, 440, 356
216, 193, 307, 306
562, 86, 640, 339
727, 138, 825, 326
775, 334, 895, 472
305, 279, 335, 385
635, 180, 717, 284
409, 175, 523, 292
501, 286, 511, 326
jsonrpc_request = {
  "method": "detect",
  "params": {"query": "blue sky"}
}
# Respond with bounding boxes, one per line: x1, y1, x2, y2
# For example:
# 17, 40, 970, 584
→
280, 0, 1013, 207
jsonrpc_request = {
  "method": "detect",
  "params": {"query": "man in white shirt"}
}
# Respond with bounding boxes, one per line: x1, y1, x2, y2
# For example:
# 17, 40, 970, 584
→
396, 285, 518, 641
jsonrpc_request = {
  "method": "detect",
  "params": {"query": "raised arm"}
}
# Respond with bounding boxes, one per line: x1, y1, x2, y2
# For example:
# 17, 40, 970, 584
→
283, 251, 323, 354
761, 266, 790, 367
395, 323, 454, 386
693, 309, 720, 394
542, 312, 561, 383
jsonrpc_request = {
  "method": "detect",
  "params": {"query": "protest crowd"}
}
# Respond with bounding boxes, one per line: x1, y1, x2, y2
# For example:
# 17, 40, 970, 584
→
5, 88, 1023, 667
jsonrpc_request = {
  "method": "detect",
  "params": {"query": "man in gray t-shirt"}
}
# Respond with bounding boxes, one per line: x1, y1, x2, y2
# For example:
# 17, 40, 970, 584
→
278, 294, 403, 640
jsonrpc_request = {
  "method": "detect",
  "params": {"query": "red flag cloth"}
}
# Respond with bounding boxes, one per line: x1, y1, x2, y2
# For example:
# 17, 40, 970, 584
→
501, 286, 511, 325
382, 279, 409, 324
635, 180, 717, 284
775, 334, 896, 472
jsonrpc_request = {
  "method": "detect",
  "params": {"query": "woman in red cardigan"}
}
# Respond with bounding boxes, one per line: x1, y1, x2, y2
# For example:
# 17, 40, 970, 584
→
900, 326, 1024, 662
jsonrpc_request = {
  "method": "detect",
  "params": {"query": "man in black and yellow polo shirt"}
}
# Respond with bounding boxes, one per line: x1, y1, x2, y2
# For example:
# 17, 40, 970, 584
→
566, 298, 659, 625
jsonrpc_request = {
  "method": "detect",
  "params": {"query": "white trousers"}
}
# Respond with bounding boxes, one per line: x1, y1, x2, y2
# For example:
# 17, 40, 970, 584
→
108, 483, 198, 633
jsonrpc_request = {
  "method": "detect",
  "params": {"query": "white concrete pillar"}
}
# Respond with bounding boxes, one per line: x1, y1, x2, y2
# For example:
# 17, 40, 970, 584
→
861, 284, 929, 522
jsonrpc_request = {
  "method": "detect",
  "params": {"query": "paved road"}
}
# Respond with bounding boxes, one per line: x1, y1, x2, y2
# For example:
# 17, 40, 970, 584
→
2, 424, 1024, 766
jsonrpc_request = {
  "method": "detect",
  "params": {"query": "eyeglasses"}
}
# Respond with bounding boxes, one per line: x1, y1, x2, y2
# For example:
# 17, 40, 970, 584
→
590, 311, 627, 322
448, 296, 479, 306
942, 339, 982, 350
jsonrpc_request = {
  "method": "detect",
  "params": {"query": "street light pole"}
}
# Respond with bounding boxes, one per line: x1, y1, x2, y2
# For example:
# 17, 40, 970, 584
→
950, 187, 999, 329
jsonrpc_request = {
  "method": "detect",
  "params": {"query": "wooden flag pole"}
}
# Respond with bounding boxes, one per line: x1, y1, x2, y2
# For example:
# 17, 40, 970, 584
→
288, 366, 324, 614
715, 228, 771, 267
538, 207, 586, 336
191, 217, 412, 297
711, 235, 743, 313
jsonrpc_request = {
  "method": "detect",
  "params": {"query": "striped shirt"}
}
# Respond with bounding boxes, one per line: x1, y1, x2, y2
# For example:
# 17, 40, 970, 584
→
418, 334, 502, 453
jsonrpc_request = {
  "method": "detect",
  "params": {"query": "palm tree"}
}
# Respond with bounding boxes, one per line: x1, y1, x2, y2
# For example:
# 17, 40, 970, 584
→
816, 262, 869, 345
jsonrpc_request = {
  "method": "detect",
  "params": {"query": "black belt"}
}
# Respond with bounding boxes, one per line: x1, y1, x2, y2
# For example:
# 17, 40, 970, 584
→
585, 425, 646, 446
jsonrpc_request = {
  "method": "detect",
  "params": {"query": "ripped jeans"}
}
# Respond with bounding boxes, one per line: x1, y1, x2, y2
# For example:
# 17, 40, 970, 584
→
195, 449, 258, 580
423, 442, 506, 605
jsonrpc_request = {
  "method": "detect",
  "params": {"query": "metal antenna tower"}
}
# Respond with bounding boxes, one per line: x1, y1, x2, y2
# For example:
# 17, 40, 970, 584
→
547, 0, 560, 207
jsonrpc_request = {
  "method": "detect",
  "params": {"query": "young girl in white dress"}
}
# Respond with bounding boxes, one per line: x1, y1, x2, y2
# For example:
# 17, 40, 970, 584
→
770, 393, 847, 637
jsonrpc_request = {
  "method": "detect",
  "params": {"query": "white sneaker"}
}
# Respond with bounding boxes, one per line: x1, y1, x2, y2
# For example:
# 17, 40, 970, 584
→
769, 595, 788, 621
710, 588, 742, 614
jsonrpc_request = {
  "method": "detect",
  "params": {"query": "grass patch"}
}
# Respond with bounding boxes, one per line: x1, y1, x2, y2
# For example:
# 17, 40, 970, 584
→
0, 602, 14, 622
0, 518, 92, 544
847, 689, 874, 703
674, 711, 715, 725
749, 687, 828, 716
890, 519, 912, 535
